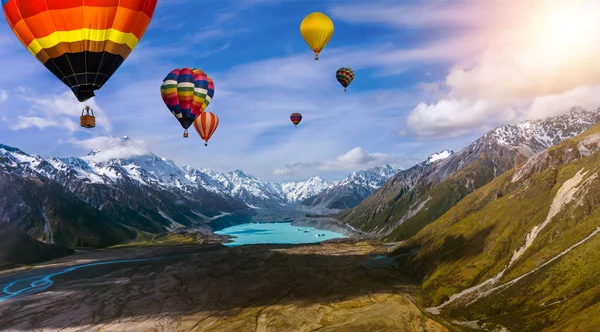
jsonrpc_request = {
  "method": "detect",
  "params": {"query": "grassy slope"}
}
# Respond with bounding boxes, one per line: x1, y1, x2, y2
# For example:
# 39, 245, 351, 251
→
393, 124, 600, 331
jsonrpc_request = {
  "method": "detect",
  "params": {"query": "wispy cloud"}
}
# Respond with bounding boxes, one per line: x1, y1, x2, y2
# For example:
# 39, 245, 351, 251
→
273, 147, 408, 176
333, 0, 600, 138
0, 88, 111, 134
73, 136, 151, 162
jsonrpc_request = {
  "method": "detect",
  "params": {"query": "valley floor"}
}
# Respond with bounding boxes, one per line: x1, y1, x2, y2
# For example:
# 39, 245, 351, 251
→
0, 241, 449, 332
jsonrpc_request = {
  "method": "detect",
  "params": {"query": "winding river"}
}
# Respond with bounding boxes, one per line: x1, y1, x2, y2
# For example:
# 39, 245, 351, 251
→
1, 222, 346, 303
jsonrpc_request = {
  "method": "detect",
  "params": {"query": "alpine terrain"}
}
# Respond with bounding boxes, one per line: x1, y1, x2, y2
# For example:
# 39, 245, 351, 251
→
300, 165, 403, 211
392, 119, 600, 332
0, 137, 338, 249
337, 107, 600, 241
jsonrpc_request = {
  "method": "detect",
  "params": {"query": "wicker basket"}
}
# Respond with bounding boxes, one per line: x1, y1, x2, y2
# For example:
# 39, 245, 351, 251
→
80, 106, 95, 128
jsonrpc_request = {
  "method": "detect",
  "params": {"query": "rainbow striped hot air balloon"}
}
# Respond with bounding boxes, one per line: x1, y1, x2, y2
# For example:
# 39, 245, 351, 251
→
2, 0, 158, 102
160, 68, 215, 138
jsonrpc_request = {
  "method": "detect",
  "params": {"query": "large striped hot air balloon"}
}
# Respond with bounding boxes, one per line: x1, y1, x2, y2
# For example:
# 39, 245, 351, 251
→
193, 112, 219, 146
160, 68, 215, 138
290, 113, 302, 127
2, 0, 158, 102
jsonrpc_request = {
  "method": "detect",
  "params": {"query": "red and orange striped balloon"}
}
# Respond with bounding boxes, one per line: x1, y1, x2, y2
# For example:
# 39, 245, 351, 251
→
2, 0, 157, 102
193, 112, 219, 146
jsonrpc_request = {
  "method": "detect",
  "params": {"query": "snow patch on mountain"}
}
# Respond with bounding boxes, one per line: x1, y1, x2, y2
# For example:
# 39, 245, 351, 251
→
424, 150, 454, 165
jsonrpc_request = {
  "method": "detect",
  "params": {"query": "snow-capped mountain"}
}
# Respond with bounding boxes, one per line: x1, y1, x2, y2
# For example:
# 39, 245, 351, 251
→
49, 138, 335, 209
279, 176, 333, 202
300, 165, 402, 210
0, 142, 252, 248
0, 137, 341, 247
338, 106, 600, 238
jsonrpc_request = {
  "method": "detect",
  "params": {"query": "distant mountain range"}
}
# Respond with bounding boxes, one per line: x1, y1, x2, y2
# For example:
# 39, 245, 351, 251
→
0, 136, 403, 248
337, 106, 600, 240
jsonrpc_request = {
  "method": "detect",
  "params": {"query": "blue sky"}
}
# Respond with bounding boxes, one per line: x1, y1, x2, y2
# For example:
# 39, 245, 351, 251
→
1, 0, 600, 181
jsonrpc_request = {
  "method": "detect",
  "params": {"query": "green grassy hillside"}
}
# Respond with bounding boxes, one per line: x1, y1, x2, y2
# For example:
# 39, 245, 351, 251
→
393, 123, 600, 331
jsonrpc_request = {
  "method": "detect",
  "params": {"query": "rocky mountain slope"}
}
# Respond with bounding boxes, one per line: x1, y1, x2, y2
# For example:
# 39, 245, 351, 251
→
300, 165, 404, 211
0, 223, 74, 268
0, 142, 252, 248
337, 107, 600, 241
392, 121, 600, 332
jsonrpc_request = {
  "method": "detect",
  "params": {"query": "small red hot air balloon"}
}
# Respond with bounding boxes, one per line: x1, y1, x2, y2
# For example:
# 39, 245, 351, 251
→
193, 112, 219, 146
290, 113, 302, 127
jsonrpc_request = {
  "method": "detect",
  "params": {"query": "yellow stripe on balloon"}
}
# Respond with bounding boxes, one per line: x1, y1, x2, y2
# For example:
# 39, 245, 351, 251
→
28, 28, 140, 56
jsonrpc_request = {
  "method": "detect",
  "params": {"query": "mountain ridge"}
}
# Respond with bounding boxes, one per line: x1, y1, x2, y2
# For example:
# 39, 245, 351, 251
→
337, 107, 600, 241
391, 121, 600, 331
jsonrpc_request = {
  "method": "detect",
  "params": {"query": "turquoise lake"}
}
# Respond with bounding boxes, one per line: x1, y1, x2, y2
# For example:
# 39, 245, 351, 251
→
214, 222, 346, 246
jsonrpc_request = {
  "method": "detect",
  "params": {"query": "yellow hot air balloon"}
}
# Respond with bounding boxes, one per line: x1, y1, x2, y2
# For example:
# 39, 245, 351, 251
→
300, 12, 334, 60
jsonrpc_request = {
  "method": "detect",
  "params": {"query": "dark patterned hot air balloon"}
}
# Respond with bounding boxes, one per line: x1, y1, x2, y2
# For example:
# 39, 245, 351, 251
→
2, 0, 158, 102
336, 68, 354, 92
194, 112, 219, 146
161, 68, 215, 138
290, 113, 302, 127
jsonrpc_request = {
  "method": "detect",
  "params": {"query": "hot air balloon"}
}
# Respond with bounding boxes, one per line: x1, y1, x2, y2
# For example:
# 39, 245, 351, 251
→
194, 112, 219, 146
336, 68, 354, 92
290, 113, 302, 127
300, 12, 334, 60
161, 68, 215, 138
2, 0, 157, 103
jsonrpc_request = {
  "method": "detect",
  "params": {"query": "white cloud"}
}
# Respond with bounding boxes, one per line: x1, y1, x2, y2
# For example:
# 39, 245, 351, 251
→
73, 136, 151, 162
273, 147, 399, 175
10, 116, 78, 132
401, 0, 600, 138
0, 90, 7, 102
1, 89, 111, 134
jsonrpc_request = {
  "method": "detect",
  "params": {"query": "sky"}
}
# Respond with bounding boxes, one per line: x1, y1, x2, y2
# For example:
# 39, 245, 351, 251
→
1, 0, 600, 182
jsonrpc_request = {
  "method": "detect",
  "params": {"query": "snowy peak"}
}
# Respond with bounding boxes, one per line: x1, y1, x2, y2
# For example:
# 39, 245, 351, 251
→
485, 108, 599, 149
424, 150, 454, 165
300, 164, 402, 210
337, 165, 401, 188
280, 176, 336, 202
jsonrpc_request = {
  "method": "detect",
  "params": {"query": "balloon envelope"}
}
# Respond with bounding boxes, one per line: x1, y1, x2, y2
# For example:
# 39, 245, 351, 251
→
2, 0, 158, 102
300, 12, 334, 60
161, 68, 215, 132
290, 113, 302, 127
336, 68, 354, 91
194, 111, 219, 146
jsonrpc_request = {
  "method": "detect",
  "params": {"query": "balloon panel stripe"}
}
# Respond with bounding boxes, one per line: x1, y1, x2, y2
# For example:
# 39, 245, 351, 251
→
42, 51, 124, 101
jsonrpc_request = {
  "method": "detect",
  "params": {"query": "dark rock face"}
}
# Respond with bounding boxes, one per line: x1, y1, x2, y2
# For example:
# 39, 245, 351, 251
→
0, 223, 74, 266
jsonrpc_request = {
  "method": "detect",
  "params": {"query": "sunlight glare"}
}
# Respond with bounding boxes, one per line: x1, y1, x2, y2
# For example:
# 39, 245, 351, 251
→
535, 2, 596, 49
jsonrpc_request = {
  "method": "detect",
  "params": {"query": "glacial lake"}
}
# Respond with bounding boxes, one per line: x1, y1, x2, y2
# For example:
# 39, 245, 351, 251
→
214, 222, 346, 246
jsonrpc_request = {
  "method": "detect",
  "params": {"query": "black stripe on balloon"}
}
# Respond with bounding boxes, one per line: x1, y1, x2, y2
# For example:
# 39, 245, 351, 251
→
43, 51, 125, 102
